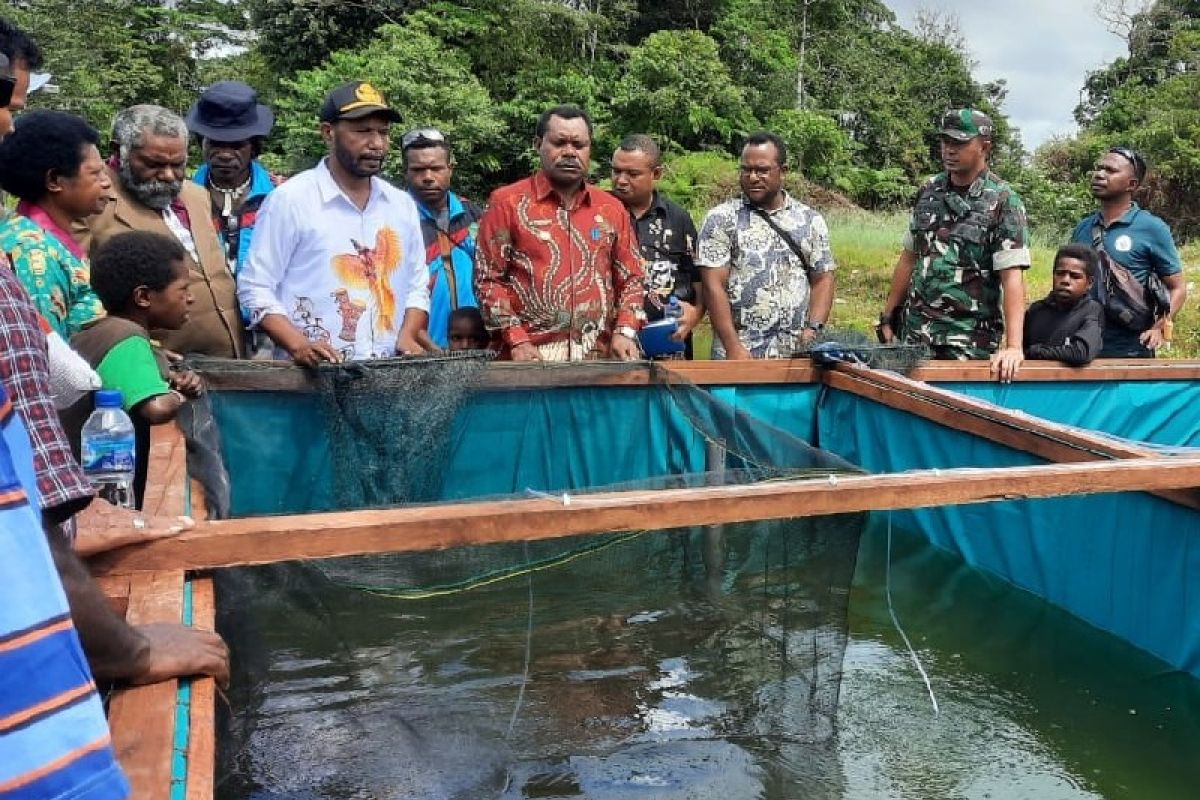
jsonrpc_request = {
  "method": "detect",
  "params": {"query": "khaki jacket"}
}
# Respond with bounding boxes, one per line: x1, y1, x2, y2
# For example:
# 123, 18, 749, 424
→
79, 167, 243, 358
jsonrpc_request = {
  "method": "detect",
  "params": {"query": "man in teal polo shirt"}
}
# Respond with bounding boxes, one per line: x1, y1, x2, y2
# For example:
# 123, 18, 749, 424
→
1070, 146, 1187, 357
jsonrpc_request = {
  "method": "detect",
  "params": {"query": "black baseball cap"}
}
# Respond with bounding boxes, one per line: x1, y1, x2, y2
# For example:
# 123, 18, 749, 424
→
319, 81, 401, 124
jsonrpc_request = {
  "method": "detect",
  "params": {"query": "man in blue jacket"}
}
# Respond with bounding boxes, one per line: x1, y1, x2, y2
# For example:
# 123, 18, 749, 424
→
402, 128, 482, 350
188, 81, 279, 354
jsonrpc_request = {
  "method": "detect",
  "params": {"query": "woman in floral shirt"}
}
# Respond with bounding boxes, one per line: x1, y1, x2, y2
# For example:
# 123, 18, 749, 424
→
0, 110, 111, 337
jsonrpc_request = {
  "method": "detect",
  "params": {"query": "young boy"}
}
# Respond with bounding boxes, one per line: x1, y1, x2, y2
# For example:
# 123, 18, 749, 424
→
1023, 243, 1105, 366
447, 306, 491, 352
68, 231, 203, 507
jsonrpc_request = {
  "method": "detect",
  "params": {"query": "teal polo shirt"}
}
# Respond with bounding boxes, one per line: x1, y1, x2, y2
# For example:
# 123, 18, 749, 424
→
1071, 203, 1182, 286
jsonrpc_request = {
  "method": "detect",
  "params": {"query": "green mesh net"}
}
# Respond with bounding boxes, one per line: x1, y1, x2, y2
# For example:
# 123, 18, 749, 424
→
193, 356, 865, 797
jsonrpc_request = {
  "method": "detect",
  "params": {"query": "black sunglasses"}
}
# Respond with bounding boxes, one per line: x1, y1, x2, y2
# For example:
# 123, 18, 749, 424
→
401, 127, 446, 151
1109, 146, 1147, 181
0, 75, 13, 109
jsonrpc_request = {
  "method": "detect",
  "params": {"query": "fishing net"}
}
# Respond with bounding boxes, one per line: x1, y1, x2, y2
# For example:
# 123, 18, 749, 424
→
795, 327, 929, 373
215, 514, 864, 799
192, 356, 867, 797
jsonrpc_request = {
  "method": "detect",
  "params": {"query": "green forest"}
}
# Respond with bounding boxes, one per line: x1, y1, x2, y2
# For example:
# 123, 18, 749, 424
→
10, 0, 1200, 239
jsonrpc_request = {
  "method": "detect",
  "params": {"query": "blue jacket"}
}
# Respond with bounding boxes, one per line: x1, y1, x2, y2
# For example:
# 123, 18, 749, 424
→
413, 191, 482, 348
192, 159, 277, 278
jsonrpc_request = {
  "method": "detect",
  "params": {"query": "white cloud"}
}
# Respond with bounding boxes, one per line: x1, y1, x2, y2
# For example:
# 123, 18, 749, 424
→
884, 0, 1128, 149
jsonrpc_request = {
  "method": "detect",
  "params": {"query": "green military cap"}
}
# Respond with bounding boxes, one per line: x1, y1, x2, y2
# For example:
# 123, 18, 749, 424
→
938, 108, 994, 141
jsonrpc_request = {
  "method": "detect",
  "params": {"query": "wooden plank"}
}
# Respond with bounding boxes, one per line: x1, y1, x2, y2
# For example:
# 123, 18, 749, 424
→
822, 364, 1200, 509
196, 357, 1200, 392
142, 425, 188, 519
188, 475, 209, 521
93, 574, 131, 618
106, 570, 184, 800
103, 425, 219, 800
901, 358, 1200, 383
185, 576, 216, 800
89, 456, 1200, 575
665, 360, 819, 384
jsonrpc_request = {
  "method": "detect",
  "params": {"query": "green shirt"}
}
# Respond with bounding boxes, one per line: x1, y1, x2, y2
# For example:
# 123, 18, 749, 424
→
95, 336, 170, 411
0, 215, 104, 338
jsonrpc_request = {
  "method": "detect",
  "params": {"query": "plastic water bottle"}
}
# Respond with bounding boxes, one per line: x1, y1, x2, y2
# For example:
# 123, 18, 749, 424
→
80, 389, 136, 509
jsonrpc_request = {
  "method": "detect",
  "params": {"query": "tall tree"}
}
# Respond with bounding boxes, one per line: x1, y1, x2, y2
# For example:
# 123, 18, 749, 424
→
611, 29, 754, 151
272, 16, 505, 195
9, 0, 246, 127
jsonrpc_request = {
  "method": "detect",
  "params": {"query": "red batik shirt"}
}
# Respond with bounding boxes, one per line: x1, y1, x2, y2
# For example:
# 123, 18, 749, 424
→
474, 171, 645, 358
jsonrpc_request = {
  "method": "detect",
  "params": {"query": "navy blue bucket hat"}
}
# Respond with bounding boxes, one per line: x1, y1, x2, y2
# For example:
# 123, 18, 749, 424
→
186, 81, 274, 141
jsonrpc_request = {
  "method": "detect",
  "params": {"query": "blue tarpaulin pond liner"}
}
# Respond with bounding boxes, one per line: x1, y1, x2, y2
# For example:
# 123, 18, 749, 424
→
186, 357, 1200, 798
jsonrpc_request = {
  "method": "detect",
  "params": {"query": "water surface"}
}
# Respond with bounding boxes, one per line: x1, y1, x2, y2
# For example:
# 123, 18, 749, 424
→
216, 514, 1200, 799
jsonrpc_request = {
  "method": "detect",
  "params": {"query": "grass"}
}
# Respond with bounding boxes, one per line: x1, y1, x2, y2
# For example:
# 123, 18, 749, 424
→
692, 210, 1200, 359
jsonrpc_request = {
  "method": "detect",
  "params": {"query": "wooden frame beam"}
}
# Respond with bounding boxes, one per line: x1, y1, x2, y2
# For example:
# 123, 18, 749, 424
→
90, 456, 1200, 575
91, 426, 217, 800
822, 364, 1200, 509
195, 357, 1200, 392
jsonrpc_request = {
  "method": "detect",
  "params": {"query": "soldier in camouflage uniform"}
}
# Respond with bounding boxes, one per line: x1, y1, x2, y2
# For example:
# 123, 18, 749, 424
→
879, 108, 1030, 381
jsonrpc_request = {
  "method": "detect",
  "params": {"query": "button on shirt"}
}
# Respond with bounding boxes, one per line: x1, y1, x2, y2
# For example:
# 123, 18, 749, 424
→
238, 160, 429, 361
696, 194, 835, 359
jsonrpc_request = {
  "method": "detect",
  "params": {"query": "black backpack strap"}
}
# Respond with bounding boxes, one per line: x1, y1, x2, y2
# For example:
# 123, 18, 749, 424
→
752, 207, 811, 274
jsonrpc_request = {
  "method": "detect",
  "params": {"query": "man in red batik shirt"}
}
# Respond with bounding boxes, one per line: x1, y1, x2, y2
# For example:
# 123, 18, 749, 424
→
474, 105, 645, 361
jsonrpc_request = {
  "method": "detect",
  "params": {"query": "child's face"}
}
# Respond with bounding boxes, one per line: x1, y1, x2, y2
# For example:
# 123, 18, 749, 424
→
1051, 257, 1092, 306
449, 318, 488, 351
146, 260, 194, 330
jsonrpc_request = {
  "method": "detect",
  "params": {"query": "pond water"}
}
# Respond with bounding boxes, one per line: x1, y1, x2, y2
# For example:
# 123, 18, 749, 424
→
215, 513, 1200, 800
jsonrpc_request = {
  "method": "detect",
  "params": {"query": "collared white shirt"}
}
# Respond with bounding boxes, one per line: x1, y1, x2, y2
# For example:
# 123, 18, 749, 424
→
238, 159, 429, 360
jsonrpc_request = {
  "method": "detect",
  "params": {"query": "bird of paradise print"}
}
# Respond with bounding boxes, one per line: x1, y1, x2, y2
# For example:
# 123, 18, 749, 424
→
331, 226, 402, 331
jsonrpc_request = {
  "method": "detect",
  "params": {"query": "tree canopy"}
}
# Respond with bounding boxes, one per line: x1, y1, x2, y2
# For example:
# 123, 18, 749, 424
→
11, 0, 1031, 216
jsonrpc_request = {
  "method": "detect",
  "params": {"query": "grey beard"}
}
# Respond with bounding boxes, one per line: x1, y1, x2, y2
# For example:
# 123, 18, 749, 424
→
120, 161, 182, 210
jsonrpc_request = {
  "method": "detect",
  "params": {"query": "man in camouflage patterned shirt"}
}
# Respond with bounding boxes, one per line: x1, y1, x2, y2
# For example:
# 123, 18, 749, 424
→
879, 108, 1030, 381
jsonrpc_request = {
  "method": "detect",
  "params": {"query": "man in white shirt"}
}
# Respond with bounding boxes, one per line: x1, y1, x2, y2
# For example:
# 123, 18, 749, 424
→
238, 81, 431, 365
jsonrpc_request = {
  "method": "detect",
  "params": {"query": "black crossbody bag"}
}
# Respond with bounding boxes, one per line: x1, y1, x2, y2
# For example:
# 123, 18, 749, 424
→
752, 207, 812, 274
1091, 224, 1171, 332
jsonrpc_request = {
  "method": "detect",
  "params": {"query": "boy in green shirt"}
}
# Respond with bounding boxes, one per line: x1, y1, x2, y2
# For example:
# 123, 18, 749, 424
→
69, 231, 203, 506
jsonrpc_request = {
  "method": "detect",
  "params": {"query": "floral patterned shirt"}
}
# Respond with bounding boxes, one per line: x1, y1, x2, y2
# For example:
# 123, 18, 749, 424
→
474, 171, 645, 361
0, 214, 103, 339
696, 193, 835, 359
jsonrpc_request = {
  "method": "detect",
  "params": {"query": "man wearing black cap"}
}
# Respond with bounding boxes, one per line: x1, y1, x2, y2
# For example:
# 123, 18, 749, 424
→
879, 108, 1030, 382
1069, 146, 1186, 358
239, 81, 431, 365
188, 81, 279, 286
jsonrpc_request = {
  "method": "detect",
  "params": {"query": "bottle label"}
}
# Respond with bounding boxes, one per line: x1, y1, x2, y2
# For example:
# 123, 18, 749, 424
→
82, 439, 135, 473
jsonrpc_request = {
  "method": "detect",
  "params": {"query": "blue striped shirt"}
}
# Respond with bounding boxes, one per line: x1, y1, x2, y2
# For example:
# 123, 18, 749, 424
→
0, 385, 128, 800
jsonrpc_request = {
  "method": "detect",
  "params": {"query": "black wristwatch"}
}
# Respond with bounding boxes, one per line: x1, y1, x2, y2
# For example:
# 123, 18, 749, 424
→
804, 321, 825, 332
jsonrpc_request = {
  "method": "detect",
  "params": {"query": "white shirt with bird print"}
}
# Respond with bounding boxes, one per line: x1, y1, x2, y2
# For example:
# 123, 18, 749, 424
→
238, 158, 430, 361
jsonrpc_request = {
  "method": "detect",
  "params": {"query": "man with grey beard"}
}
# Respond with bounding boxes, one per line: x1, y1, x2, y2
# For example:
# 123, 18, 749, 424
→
79, 104, 241, 358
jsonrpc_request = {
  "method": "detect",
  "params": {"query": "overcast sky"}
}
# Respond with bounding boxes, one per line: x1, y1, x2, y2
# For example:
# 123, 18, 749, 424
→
884, 0, 1129, 150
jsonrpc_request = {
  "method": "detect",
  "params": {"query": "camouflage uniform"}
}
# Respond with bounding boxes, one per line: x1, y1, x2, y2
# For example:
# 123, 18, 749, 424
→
901, 170, 1031, 359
